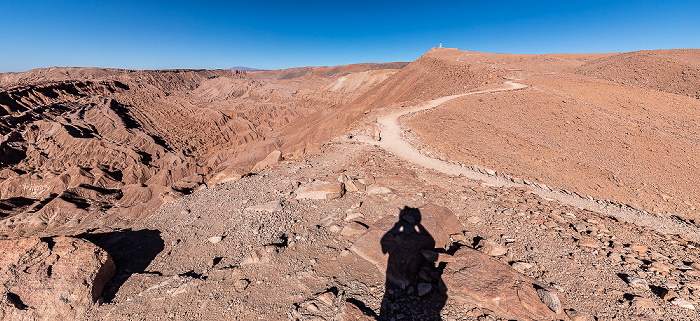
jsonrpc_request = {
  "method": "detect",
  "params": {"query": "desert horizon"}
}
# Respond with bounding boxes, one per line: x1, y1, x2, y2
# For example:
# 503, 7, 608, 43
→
1, 0, 699, 320
1, 46, 699, 320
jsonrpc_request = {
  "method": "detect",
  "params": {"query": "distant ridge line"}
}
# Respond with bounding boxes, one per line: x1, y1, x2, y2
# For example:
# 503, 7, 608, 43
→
228, 66, 265, 71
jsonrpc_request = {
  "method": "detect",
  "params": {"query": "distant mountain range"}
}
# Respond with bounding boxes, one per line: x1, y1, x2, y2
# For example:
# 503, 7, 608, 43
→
229, 66, 265, 71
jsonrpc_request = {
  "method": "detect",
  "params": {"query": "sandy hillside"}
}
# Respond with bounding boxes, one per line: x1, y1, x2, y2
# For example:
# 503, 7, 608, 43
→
405, 49, 699, 223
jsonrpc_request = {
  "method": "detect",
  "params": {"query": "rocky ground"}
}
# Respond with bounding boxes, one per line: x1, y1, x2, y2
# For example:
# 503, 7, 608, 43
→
404, 49, 699, 222
0, 63, 410, 238
1, 48, 699, 320
6, 140, 696, 320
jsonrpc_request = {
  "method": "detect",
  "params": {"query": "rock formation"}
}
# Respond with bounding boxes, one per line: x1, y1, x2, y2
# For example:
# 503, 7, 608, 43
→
0, 236, 114, 320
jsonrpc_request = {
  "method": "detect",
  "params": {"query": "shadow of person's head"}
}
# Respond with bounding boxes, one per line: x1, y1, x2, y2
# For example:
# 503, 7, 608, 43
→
399, 206, 421, 225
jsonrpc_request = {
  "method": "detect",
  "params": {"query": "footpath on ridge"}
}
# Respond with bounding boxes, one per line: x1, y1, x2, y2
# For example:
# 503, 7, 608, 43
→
350, 81, 700, 242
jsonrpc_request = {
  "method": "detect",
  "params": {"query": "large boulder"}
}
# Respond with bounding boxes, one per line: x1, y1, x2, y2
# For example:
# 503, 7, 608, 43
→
351, 204, 462, 287
251, 150, 282, 172
295, 180, 345, 200
443, 247, 564, 320
0, 236, 115, 320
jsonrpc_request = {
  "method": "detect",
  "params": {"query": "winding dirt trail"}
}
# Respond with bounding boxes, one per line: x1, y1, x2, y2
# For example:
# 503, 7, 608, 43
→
353, 81, 700, 241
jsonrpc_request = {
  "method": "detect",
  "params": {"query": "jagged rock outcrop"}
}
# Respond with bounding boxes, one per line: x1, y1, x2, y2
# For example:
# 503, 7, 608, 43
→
0, 236, 115, 320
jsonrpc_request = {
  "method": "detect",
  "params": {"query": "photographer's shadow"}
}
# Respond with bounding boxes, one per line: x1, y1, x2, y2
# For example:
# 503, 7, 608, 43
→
379, 206, 447, 320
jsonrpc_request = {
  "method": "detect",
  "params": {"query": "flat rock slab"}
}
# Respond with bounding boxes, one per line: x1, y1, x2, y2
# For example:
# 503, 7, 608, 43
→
251, 150, 282, 172
206, 168, 243, 185
295, 181, 345, 200
443, 247, 563, 320
0, 236, 115, 320
351, 204, 462, 286
245, 200, 283, 213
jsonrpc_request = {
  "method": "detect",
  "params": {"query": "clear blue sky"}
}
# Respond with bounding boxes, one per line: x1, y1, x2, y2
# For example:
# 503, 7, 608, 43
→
1, 0, 699, 72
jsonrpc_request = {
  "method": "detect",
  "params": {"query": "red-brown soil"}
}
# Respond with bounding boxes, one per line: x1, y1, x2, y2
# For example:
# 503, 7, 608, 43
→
405, 49, 699, 223
1, 48, 699, 320
577, 49, 700, 99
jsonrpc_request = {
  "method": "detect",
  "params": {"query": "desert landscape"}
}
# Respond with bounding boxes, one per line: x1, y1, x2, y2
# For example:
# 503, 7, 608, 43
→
1, 47, 699, 320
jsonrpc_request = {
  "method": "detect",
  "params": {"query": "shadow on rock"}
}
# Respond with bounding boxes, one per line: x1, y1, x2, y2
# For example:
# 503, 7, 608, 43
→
379, 206, 447, 321
76, 228, 164, 302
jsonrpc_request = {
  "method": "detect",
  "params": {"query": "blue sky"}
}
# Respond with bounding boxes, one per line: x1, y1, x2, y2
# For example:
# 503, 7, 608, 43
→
1, 0, 699, 72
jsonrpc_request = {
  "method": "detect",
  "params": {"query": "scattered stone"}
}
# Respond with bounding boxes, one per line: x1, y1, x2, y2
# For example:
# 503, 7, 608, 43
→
241, 245, 277, 265
684, 270, 700, 277
572, 222, 587, 233
650, 251, 669, 261
449, 233, 469, 245
477, 239, 508, 256
676, 264, 694, 271
658, 288, 679, 301
343, 176, 363, 192
208, 268, 230, 281
670, 297, 695, 310
371, 124, 381, 141
543, 221, 558, 228
623, 275, 649, 290
295, 180, 345, 200
366, 185, 392, 195
340, 222, 368, 237
608, 252, 622, 262
511, 261, 534, 273
206, 168, 243, 185
251, 150, 282, 172
315, 292, 335, 306
233, 279, 250, 292
353, 180, 366, 192
361, 171, 375, 185
304, 143, 322, 155
417, 283, 432, 296
632, 297, 657, 309
305, 302, 319, 313
344, 212, 365, 222
245, 200, 282, 213
577, 237, 601, 249
208, 236, 223, 244
549, 212, 566, 223
649, 261, 674, 273
537, 287, 563, 314
685, 282, 700, 291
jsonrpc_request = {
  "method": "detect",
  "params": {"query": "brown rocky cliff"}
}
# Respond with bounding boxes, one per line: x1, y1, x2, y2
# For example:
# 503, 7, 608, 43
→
0, 236, 114, 320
